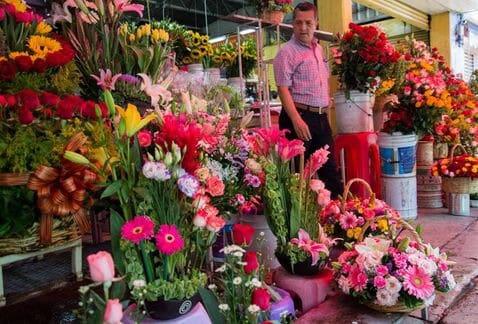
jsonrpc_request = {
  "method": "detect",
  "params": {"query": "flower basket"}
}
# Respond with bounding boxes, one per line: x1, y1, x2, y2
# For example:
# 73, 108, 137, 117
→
441, 144, 478, 194
260, 10, 284, 24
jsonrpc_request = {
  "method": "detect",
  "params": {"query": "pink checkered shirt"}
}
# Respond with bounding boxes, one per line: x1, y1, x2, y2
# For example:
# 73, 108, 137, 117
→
273, 36, 330, 108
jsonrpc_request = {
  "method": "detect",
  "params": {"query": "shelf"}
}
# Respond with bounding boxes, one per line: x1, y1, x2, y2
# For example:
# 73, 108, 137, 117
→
221, 14, 335, 42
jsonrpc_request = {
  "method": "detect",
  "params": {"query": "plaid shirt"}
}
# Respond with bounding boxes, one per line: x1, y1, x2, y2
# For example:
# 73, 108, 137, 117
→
273, 36, 330, 108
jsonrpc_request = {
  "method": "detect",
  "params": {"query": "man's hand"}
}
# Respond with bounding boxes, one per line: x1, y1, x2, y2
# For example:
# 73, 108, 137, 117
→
292, 116, 312, 141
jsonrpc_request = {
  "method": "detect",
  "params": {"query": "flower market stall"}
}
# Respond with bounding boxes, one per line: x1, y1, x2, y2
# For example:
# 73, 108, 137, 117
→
0, 0, 475, 322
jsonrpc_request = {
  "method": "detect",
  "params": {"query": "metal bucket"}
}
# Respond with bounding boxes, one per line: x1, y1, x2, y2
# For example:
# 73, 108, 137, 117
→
448, 193, 471, 216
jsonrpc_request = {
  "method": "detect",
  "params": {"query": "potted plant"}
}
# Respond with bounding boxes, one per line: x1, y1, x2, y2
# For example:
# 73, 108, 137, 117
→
331, 23, 400, 134
252, 0, 293, 24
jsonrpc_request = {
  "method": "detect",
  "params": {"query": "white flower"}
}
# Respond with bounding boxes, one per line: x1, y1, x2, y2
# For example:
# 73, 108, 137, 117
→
208, 284, 217, 290
424, 294, 436, 306
247, 304, 260, 314
237, 261, 247, 266
215, 265, 227, 273
338, 275, 350, 294
220, 245, 246, 255
218, 304, 230, 311
445, 271, 456, 290
251, 278, 262, 288
233, 277, 242, 285
418, 258, 438, 276
385, 276, 402, 294
376, 289, 399, 306
259, 231, 265, 236
233, 251, 244, 258
133, 279, 146, 288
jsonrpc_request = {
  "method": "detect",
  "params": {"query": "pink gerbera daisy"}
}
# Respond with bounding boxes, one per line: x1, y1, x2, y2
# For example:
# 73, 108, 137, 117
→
349, 264, 368, 291
121, 215, 155, 244
403, 266, 435, 299
339, 211, 358, 230
155, 224, 185, 255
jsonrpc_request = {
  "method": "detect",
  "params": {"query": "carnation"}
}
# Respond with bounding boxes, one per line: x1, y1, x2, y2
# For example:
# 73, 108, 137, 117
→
376, 289, 399, 306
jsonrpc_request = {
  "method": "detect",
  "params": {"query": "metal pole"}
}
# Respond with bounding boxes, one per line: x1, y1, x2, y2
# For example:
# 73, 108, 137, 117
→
237, 26, 244, 100
203, 0, 209, 35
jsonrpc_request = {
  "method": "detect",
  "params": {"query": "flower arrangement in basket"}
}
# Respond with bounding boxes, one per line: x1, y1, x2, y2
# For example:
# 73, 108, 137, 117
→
320, 179, 401, 245
431, 144, 478, 194
253, 0, 293, 24
247, 128, 336, 275
331, 23, 400, 96
333, 219, 456, 312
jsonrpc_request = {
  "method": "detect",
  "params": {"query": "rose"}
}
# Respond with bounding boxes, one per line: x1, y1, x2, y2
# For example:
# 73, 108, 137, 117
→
40, 92, 60, 107
18, 108, 34, 124
103, 299, 123, 324
138, 130, 152, 147
240, 201, 258, 215
0, 60, 17, 81
87, 251, 115, 282
251, 288, 270, 310
206, 176, 225, 197
206, 215, 225, 232
195, 167, 210, 182
232, 223, 255, 246
243, 251, 259, 274
14, 55, 33, 72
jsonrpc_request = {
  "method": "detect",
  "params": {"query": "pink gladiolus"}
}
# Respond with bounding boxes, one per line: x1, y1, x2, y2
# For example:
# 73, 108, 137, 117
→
91, 69, 121, 91
303, 146, 330, 178
290, 229, 329, 266
113, 0, 144, 16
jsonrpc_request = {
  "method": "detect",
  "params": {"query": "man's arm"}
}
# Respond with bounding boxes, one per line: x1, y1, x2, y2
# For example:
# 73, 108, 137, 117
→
277, 86, 312, 141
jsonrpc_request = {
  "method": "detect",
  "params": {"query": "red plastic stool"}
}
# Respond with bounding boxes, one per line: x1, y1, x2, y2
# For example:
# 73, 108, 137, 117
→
334, 132, 381, 198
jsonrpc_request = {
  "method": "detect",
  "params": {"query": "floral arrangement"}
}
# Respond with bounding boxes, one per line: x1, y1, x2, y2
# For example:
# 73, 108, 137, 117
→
431, 155, 478, 178
331, 23, 400, 95
181, 31, 212, 66
433, 114, 462, 144
333, 228, 455, 310
374, 57, 408, 97
253, 0, 293, 14
226, 37, 257, 79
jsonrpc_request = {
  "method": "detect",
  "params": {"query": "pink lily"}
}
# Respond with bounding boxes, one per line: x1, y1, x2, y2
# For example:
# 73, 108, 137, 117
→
290, 229, 329, 266
138, 73, 172, 108
91, 69, 122, 91
278, 137, 305, 162
113, 0, 144, 17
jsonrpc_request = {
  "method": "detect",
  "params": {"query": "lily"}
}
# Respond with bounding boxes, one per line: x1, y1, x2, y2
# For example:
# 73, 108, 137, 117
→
113, 0, 144, 17
138, 73, 172, 108
291, 229, 329, 266
91, 69, 121, 91
116, 103, 156, 137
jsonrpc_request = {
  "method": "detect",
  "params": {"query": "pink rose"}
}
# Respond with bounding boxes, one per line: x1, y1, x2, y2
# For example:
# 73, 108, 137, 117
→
87, 251, 115, 282
310, 179, 325, 192
193, 212, 207, 228
138, 130, 152, 147
104, 299, 123, 324
206, 176, 225, 197
206, 215, 225, 232
373, 276, 387, 289
376, 265, 389, 276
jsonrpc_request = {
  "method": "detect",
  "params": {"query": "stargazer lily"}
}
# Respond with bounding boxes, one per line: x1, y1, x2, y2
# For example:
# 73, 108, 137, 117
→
116, 103, 156, 137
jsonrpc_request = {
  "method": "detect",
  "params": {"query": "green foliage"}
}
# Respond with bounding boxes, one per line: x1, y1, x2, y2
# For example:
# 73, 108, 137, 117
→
0, 186, 37, 238
50, 62, 81, 95
145, 271, 207, 301
1, 72, 49, 93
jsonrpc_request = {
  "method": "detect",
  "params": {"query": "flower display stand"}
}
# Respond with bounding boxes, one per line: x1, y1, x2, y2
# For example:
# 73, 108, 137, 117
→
122, 302, 211, 324
0, 238, 82, 306
273, 268, 333, 313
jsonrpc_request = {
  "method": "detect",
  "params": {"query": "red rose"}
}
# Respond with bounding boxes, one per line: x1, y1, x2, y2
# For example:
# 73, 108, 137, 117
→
14, 55, 32, 72
40, 92, 60, 107
243, 251, 259, 274
32, 58, 47, 73
17, 89, 40, 110
57, 96, 82, 119
232, 223, 255, 246
251, 288, 270, 311
0, 60, 17, 81
15, 11, 35, 23
5, 94, 16, 107
18, 107, 34, 124
0, 95, 7, 106
79, 100, 98, 119
138, 130, 152, 147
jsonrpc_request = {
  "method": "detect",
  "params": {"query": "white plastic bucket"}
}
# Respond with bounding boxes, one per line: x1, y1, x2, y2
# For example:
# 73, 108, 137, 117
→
241, 214, 279, 269
187, 63, 204, 74
449, 193, 470, 216
227, 77, 245, 96
204, 68, 221, 85
334, 90, 374, 134
378, 132, 418, 177
382, 176, 417, 220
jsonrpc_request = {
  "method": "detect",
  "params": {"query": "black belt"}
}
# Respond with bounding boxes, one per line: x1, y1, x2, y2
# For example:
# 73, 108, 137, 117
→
295, 102, 327, 114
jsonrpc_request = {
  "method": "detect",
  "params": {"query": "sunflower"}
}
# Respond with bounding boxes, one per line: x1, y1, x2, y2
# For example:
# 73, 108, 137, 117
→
191, 33, 201, 47
198, 45, 208, 56
35, 21, 52, 35
3, 0, 27, 13
190, 48, 201, 60
201, 35, 209, 45
182, 56, 192, 65
28, 35, 62, 58
212, 56, 222, 65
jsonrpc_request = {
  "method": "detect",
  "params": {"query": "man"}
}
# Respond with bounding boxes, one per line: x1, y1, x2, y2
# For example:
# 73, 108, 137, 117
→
273, 1, 343, 198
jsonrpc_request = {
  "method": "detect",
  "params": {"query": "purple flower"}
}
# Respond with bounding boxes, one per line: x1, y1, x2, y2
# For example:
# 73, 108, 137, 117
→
142, 161, 171, 181
177, 174, 200, 198
244, 173, 261, 188
119, 74, 140, 85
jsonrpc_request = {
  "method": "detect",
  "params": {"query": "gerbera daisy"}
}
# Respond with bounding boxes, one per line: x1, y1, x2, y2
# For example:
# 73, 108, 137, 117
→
28, 35, 62, 59
4, 0, 27, 12
155, 224, 185, 255
349, 264, 368, 291
403, 266, 435, 299
340, 211, 358, 230
121, 215, 154, 244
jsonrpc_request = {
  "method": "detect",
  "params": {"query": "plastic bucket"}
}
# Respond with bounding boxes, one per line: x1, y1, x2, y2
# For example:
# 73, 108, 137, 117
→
187, 63, 204, 74
382, 176, 417, 220
204, 68, 221, 85
449, 193, 471, 216
334, 90, 374, 134
241, 214, 279, 269
227, 77, 245, 96
378, 133, 417, 177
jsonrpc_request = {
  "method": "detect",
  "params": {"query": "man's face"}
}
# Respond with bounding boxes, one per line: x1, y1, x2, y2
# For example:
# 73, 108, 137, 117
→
293, 9, 317, 45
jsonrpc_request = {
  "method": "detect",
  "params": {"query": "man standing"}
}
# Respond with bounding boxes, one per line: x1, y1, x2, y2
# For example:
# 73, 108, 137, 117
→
273, 2, 343, 197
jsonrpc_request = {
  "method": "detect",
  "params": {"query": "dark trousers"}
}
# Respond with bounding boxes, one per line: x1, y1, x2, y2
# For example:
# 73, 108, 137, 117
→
279, 109, 344, 198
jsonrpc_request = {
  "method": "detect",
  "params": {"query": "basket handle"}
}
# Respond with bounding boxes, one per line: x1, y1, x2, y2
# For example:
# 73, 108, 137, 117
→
358, 217, 423, 246
342, 178, 374, 201
449, 144, 468, 161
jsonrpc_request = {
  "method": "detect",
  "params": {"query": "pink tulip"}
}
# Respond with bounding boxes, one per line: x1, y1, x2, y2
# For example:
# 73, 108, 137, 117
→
104, 299, 123, 324
87, 251, 115, 282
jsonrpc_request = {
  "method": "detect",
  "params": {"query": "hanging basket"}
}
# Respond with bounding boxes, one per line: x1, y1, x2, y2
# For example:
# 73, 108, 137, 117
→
441, 144, 478, 194
260, 10, 284, 25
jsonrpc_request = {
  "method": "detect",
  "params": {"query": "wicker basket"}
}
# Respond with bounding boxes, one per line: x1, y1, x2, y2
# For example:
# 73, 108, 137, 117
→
441, 144, 478, 194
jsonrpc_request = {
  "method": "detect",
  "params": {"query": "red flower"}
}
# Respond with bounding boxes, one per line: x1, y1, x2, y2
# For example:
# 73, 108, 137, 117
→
5, 94, 16, 107
0, 7, 5, 21
251, 288, 271, 310
243, 251, 259, 274
57, 95, 82, 119
232, 223, 255, 246
4, 4, 16, 15
79, 100, 98, 119
138, 130, 152, 147
0, 60, 17, 81
40, 92, 60, 107
41, 108, 54, 118
16, 89, 40, 110
14, 55, 32, 72
45, 41, 75, 68
18, 108, 34, 124
14, 11, 35, 23
0, 95, 6, 106
32, 58, 47, 73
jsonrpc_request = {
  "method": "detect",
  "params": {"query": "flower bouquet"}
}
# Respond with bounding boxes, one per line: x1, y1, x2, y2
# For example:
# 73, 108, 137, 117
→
248, 128, 335, 275
320, 179, 401, 246
226, 37, 257, 79
333, 219, 455, 312
431, 144, 478, 194
180, 31, 211, 66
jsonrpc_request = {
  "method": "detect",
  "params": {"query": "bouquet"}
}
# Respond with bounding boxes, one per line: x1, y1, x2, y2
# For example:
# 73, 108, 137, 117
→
331, 23, 400, 95
227, 38, 257, 79
181, 31, 212, 66
333, 220, 455, 312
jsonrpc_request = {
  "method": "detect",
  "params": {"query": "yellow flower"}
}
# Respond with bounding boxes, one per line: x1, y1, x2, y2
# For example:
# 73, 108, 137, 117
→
201, 35, 209, 45
346, 227, 362, 240
377, 218, 389, 232
28, 35, 62, 58
9, 51, 29, 59
191, 33, 201, 47
4, 0, 27, 12
151, 29, 169, 43
35, 21, 52, 35
129, 34, 136, 42
116, 104, 157, 137
182, 56, 192, 65
190, 48, 201, 60
0, 56, 7, 62
136, 28, 143, 39
119, 23, 129, 37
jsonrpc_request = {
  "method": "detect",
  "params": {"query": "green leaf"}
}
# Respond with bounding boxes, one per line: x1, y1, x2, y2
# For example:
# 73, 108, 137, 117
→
110, 280, 127, 300
110, 209, 126, 275
100, 180, 122, 199
198, 287, 225, 324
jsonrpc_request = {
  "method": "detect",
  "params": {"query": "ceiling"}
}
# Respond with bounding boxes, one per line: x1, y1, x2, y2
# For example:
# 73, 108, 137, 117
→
398, 0, 478, 24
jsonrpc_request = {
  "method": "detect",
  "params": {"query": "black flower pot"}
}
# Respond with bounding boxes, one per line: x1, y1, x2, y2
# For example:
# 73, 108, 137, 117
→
275, 251, 326, 276
145, 293, 201, 320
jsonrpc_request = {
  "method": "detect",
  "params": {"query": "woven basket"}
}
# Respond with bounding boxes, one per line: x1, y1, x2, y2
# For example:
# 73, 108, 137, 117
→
0, 172, 31, 186
441, 144, 478, 194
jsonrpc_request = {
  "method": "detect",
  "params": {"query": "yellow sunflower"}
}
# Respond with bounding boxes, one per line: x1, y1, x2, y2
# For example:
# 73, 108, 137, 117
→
191, 33, 201, 47
35, 21, 52, 35
190, 48, 201, 60
3, 0, 27, 13
182, 56, 192, 65
28, 35, 62, 58
201, 35, 209, 45
198, 45, 208, 56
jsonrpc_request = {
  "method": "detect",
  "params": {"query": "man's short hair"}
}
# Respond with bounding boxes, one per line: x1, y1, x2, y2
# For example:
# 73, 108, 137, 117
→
293, 2, 317, 19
